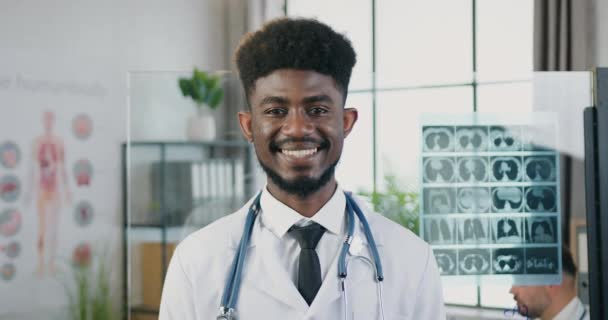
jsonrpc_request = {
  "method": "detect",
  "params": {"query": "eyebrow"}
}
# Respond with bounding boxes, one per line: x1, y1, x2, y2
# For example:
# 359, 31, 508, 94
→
258, 96, 289, 106
257, 94, 334, 107
302, 94, 334, 105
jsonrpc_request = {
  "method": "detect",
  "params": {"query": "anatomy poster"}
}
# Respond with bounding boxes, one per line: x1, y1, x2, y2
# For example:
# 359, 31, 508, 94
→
420, 113, 562, 286
0, 56, 122, 317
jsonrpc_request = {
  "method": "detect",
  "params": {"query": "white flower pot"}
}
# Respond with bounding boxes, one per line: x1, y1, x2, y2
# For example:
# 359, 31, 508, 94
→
186, 115, 216, 141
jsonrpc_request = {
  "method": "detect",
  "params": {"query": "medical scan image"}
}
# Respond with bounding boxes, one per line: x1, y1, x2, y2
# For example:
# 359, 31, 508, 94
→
524, 186, 557, 213
433, 249, 458, 275
424, 188, 455, 214
492, 248, 525, 274
421, 121, 561, 280
423, 157, 455, 183
423, 126, 454, 152
493, 217, 523, 244
457, 187, 492, 213
491, 156, 522, 182
455, 126, 488, 152
457, 157, 489, 182
524, 156, 556, 182
458, 217, 490, 244
458, 249, 491, 275
489, 126, 522, 152
525, 217, 557, 244
424, 218, 455, 244
491, 187, 524, 212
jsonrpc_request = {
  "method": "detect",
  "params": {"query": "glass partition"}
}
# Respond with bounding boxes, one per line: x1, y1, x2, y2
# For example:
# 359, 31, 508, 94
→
125, 71, 258, 320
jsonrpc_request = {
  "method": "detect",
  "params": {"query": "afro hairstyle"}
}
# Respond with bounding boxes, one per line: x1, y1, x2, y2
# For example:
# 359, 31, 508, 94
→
234, 18, 356, 105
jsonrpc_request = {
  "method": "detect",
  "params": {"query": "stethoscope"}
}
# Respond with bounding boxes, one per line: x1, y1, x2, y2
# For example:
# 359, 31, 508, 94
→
217, 191, 385, 320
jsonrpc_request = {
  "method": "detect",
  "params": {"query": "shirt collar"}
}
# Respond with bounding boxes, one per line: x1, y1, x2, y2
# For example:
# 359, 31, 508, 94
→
260, 185, 346, 239
553, 297, 585, 320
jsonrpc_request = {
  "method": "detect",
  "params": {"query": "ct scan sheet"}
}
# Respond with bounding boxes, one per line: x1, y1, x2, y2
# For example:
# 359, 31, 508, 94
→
420, 113, 562, 285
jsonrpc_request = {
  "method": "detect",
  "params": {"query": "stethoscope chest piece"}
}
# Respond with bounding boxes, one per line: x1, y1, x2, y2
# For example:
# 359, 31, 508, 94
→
348, 236, 364, 256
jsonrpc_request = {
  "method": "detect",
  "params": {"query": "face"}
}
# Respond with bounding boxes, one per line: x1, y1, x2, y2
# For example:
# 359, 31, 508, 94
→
238, 69, 357, 198
509, 285, 551, 318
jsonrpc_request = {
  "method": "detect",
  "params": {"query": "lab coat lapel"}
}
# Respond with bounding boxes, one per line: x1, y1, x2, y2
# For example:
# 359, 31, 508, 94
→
243, 226, 309, 313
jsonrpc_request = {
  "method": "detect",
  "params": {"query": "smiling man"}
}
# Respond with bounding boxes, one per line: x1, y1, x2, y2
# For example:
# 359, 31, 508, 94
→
160, 18, 445, 320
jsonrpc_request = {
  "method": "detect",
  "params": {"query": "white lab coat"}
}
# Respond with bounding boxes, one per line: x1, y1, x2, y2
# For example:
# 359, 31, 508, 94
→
159, 194, 446, 320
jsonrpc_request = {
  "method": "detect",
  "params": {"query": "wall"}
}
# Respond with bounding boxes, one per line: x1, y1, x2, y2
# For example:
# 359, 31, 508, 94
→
0, 0, 237, 318
596, 0, 608, 66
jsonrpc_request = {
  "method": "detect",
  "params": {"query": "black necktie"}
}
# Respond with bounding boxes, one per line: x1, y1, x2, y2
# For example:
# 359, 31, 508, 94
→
289, 222, 326, 305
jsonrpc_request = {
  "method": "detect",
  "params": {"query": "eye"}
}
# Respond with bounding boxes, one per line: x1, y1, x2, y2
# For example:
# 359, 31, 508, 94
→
308, 106, 328, 115
264, 108, 287, 116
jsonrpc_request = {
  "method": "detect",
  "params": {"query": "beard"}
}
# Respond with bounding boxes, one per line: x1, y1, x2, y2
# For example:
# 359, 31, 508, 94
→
258, 158, 339, 198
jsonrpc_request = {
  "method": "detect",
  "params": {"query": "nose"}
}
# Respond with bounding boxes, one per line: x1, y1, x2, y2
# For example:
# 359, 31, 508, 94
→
282, 109, 313, 137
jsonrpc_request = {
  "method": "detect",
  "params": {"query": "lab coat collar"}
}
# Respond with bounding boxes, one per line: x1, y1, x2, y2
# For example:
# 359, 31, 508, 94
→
229, 191, 385, 249
228, 192, 386, 313
259, 185, 346, 238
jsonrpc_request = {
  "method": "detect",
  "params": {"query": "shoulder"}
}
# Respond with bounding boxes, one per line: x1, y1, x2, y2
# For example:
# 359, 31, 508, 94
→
176, 206, 248, 259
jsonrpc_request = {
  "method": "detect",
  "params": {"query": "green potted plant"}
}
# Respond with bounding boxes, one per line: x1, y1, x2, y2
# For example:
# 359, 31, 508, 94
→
178, 68, 224, 140
358, 174, 420, 234
60, 243, 116, 320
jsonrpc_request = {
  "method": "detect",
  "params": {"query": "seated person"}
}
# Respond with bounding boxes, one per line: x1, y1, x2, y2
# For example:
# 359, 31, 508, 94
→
509, 246, 588, 320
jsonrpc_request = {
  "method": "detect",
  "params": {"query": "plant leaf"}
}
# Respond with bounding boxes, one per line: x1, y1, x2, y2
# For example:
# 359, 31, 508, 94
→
207, 87, 224, 109
206, 75, 219, 90
193, 68, 207, 83
178, 79, 191, 97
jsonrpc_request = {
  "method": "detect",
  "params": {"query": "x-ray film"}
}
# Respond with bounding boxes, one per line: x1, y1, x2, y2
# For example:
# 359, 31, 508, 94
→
420, 113, 562, 285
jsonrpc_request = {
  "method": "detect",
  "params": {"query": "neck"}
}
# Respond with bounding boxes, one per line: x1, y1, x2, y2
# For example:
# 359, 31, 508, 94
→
266, 178, 337, 218
540, 290, 576, 320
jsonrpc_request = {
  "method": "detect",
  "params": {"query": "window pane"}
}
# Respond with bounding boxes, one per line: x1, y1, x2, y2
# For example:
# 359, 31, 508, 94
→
376, 87, 473, 190
444, 283, 479, 305
376, 0, 473, 88
375, 87, 475, 304
336, 92, 374, 193
480, 283, 515, 308
476, 0, 533, 82
287, 0, 373, 90
477, 82, 533, 113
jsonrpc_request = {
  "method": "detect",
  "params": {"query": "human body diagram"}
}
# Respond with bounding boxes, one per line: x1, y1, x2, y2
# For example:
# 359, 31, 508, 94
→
25, 111, 71, 277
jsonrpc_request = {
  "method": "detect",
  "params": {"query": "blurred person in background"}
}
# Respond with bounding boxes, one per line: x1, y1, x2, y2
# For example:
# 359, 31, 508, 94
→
509, 246, 589, 320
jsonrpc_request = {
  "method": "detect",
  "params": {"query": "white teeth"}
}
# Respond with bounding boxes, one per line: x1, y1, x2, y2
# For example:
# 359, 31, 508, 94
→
282, 148, 317, 158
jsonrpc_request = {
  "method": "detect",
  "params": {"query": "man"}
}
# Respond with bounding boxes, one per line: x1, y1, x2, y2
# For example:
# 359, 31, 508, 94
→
510, 247, 589, 320
160, 18, 445, 319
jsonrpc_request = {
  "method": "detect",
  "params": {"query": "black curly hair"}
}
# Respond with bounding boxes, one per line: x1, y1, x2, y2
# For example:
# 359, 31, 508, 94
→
234, 18, 356, 106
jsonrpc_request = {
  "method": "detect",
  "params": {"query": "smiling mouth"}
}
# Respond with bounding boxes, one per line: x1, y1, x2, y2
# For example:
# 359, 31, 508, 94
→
281, 148, 318, 158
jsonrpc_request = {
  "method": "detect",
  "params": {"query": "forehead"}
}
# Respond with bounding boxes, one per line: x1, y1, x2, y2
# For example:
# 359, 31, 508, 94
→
250, 69, 342, 103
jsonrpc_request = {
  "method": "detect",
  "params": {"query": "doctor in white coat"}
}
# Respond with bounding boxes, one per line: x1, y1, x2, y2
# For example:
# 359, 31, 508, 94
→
160, 17, 446, 320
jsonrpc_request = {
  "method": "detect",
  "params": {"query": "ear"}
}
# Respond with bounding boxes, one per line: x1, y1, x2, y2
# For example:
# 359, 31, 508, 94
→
343, 107, 358, 138
237, 111, 253, 142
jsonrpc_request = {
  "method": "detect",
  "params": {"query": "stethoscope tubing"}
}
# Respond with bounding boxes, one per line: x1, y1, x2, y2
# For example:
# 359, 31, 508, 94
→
218, 191, 383, 319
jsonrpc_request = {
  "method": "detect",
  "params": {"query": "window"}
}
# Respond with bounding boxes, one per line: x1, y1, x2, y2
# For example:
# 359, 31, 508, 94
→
287, 0, 533, 308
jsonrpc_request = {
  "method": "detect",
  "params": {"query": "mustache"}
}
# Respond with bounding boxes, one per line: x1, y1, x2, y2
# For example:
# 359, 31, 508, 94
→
270, 137, 329, 151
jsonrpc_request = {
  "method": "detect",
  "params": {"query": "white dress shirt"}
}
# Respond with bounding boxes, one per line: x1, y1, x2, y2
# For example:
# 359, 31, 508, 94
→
260, 185, 346, 286
552, 297, 588, 320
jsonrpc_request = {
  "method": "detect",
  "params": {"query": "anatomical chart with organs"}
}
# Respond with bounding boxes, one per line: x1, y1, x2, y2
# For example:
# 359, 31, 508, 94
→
420, 113, 562, 286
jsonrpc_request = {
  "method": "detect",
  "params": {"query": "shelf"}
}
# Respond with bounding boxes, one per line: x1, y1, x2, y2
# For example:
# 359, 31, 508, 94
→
131, 305, 159, 314
126, 226, 199, 243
